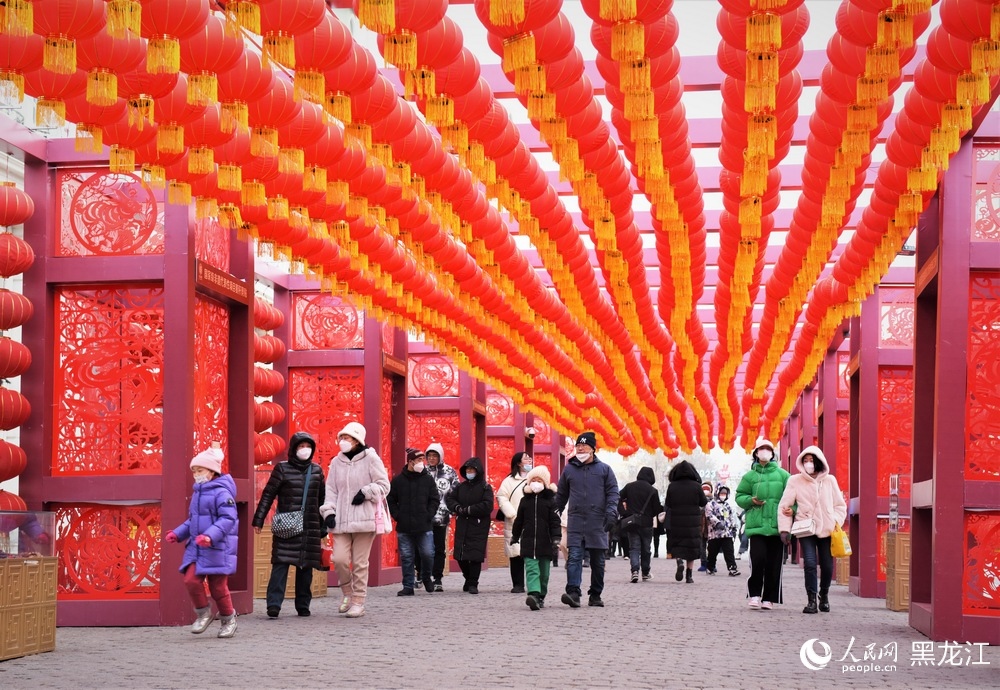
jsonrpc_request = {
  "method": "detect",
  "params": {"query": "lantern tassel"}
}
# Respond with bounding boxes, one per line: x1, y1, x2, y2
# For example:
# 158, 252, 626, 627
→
2, 0, 32, 37
127, 96, 154, 129
168, 181, 191, 205
263, 33, 295, 69
75, 124, 103, 153
0, 71, 24, 103
218, 164, 242, 192
188, 147, 214, 176
358, 0, 395, 33
747, 114, 776, 158
942, 102, 972, 132
972, 40, 1000, 75
426, 96, 454, 127
600, 0, 637, 22
491, 0, 526, 26
86, 69, 117, 106
141, 164, 165, 189
229, 1, 261, 34
514, 64, 546, 94
241, 180, 266, 207
325, 92, 351, 124
957, 71, 990, 107
220, 101, 248, 133
188, 73, 218, 107
267, 196, 289, 221
502, 33, 536, 72
106, 0, 141, 39
156, 123, 184, 155
746, 13, 781, 53
36, 98, 65, 128
384, 30, 416, 70
278, 147, 305, 175
43, 35, 76, 75
109, 145, 135, 174
148, 35, 180, 74
612, 21, 644, 61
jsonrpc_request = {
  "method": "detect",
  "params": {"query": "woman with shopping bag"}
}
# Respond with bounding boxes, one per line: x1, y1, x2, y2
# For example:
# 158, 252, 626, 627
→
777, 446, 848, 614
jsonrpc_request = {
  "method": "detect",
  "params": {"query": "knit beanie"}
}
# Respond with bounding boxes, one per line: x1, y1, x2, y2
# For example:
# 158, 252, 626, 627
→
191, 447, 224, 475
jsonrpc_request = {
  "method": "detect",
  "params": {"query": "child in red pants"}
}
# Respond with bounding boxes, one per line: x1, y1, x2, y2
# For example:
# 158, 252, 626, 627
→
166, 444, 239, 638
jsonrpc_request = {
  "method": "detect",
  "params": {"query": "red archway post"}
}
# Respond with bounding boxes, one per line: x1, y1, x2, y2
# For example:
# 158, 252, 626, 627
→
911, 135, 1000, 644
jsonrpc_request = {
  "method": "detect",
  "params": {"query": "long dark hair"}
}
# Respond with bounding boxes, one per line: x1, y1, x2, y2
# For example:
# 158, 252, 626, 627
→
510, 452, 530, 477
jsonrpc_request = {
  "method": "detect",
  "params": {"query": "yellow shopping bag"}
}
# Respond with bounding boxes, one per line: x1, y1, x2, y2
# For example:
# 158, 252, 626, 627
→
831, 522, 852, 558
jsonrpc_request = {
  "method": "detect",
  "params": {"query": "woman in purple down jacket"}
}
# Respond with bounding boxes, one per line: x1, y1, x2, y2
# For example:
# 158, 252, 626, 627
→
166, 445, 239, 638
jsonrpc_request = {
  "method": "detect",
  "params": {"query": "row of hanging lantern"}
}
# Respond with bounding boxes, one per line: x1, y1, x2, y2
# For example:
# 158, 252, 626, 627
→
252, 295, 287, 465
708, 0, 808, 451
581, 0, 715, 453
0, 183, 34, 505
746, 0, 932, 442
371, 13, 640, 447
762, 0, 1000, 438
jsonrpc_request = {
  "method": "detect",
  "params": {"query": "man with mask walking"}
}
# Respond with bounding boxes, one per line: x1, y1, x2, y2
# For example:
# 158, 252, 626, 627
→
387, 448, 440, 596
556, 432, 620, 608
422, 443, 458, 591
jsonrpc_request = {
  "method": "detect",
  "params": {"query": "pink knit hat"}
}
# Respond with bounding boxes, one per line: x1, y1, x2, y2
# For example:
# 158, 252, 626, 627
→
190, 447, 224, 475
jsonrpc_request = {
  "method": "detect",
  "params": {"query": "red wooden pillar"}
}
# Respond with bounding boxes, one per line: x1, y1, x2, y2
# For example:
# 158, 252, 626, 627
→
848, 279, 914, 599
20, 143, 254, 625
911, 137, 1000, 643
816, 332, 849, 482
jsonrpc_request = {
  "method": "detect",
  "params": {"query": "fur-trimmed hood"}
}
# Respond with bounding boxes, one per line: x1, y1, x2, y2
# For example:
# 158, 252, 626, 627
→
523, 465, 557, 493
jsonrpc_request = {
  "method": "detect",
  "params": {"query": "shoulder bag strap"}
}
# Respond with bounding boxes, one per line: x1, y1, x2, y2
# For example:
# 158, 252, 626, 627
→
300, 466, 312, 512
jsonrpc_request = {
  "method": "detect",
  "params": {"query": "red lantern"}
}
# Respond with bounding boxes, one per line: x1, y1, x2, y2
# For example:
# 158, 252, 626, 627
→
0, 439, 26, 482
0, 336, 31, 378
75, 28, 145, 107
0, 184, 34, 228
253, 400, 287, 432
32, 0, 106, 75
23, 68, 87, 127
293, 13, 352, 104
0, 233, 34, 278
0, 33, 44, 102
0, 490, 26, 511
474, 0, 562, 37
0, 289, 33, 330
139, 0, 209, 75
0, 388, 30, 430
253, 366, 285, 397
179, 14, 246, 107
259, 0, 326, 70
253, 333, 287, 363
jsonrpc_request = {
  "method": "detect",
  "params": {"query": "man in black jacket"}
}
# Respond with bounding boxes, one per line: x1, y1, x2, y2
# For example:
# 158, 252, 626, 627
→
619, 466, 663, 583
387, 448, 440, 596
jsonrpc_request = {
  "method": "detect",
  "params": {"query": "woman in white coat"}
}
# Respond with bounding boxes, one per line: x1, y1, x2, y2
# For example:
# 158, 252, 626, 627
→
497, 452, 532, 593
319, 422, 390, 619
777, 445, 847, 615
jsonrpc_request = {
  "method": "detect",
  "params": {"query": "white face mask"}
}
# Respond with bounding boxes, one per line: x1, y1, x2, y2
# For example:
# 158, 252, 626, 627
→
529, 481, 544, 493
465, 471, 477, 480
339, 439, 355, 454
412, 462, 425, 473
193, 472, 211, 484
575, 451, 591, 462
522, 463, 533, 473
803, 461, 815, 474
296, 447, 312, 461
757, 450, 773, 463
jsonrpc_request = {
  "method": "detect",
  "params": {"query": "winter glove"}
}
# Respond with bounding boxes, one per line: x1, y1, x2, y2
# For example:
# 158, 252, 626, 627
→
351, 490, 366, 505
780, 531, 790, 546
604, 515, 617, 531
165, 531, 179, 543
456, 506, 467, 516
324, 514, 336, 531
552, 540, 562, 553
195, 535, 212, 547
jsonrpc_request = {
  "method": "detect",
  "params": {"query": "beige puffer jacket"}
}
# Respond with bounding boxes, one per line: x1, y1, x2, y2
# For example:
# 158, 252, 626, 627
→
319, 447, 391, 534
777, 446, 847, 538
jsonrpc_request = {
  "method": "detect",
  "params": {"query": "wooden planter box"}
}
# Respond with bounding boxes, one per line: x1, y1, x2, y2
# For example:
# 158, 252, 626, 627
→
486, 535, 509, 568
252, 525, 327, 599
884, 532, 911, 611
835, 557, 849, 585
0, 557, 58, 662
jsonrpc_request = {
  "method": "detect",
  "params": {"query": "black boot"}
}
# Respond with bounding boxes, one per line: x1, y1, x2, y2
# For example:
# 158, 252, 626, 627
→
818, 589, 830, 612
685, 568, 694, 584
803, 593, 818, 614
675, 559, 685, 582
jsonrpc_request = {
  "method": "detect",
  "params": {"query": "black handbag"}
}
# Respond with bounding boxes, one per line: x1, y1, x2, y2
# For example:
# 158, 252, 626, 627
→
271, 466, 312, 539
619, 491, 654, 533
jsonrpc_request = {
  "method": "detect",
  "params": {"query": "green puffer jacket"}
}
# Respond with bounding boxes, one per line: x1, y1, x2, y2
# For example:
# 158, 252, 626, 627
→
735, 461, 790, 537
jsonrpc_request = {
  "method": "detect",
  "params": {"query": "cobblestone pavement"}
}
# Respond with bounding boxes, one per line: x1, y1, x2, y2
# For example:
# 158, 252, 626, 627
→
1, 555, 996, 689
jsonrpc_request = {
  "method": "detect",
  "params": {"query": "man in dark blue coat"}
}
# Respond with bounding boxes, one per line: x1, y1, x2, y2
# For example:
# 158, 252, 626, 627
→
555, 431, 620, 608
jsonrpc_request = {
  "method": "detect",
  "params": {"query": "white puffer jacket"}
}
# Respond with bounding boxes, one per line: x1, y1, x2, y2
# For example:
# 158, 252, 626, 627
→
319, 447, 391, 534
777, 446, 847, 538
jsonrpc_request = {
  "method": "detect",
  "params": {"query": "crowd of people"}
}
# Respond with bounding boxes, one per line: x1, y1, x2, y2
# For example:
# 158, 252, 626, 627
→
166, 425, 848, 638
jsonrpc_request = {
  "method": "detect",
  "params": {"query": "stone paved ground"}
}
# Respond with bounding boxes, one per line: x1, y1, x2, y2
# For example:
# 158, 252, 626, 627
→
1, 555, 997, 689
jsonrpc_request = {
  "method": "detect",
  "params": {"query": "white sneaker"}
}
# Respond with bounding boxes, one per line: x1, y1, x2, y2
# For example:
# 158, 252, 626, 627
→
761, 600, 773, 610
338, 596, 351, 614
345, 604, 365, 618
748, 596, 762, 609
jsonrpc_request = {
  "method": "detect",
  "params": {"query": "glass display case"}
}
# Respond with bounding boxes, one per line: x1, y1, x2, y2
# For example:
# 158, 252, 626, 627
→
0, 510, 56, 559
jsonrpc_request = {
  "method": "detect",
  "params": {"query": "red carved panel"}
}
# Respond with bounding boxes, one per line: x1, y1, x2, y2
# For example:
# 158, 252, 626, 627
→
380, 375, 398, 568
54, 286, 164, 474
534, 452, 551, 470
533, 418, 551, 445
877, 517, 910, 583
837, 411, 850, 497
381, 321, 395, 357
406, 412, 461, 470
194, 217, 230, 272
487, 436, 515, 536
288, 367, 364, 473
966, 274, 1000, 480
972, 145, 1000, 241
407, 354, 459, 397
292, 292, 364, 350
57, 170, 164, 256
193, 297, 229, 472
381, 374, 393, 472
878, 287, 914, 348
54, 503, 161, 599
963, 511, 1000, 616
837, 352, 850, 399
877, 367, 913, 499
486, 391, 514, 426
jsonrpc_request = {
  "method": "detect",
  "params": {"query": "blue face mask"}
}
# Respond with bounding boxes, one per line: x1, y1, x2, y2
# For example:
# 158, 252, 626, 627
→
466, 471, 477, 480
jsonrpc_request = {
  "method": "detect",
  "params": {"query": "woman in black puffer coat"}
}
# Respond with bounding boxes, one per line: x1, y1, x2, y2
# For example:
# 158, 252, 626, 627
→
665, 460, 708, 585
444, 457, 493, 594
252, 431, 327, 617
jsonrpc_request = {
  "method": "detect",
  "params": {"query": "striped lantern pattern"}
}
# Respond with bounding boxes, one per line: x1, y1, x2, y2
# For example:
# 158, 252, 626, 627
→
253, 295, 288, 466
